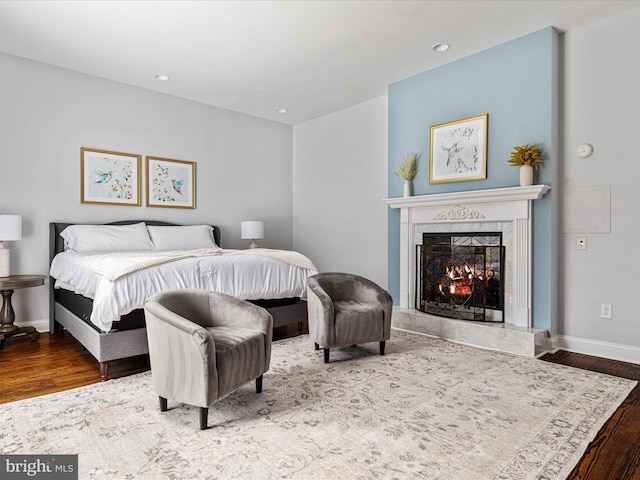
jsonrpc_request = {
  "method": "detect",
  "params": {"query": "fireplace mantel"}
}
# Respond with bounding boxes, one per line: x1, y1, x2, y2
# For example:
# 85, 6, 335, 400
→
384, 185, 550, 209
384, 185, 551, 329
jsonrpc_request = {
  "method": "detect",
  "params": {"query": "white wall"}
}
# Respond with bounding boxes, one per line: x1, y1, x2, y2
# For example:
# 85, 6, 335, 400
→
292, 96, 388, 289
558, 7, 640, 362
0, 53, 293, 331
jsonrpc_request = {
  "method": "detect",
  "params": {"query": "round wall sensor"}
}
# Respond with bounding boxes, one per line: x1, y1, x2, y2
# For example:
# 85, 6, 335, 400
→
576, 143, 593, 158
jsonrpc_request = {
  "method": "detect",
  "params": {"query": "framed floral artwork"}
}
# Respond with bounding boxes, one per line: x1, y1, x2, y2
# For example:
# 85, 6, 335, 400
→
429, 114, 488, 184
80, 147, 141, 206
146, 156, 196, 208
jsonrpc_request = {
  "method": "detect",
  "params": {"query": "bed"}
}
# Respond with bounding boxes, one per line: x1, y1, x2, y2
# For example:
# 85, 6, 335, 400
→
49, 220, 316, 381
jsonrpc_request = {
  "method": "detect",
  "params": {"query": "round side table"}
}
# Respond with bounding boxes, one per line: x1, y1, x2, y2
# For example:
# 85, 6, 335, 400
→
0, 274, 45, 349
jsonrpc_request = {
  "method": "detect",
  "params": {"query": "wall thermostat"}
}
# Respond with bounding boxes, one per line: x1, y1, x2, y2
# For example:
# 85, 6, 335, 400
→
576, 143, 593, 158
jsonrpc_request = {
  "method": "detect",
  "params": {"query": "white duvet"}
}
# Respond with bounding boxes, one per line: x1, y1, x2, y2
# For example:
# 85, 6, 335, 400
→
50, 249, 318, 332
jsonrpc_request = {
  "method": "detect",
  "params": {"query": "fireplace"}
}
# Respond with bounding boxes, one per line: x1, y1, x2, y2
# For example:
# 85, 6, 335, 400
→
384, 186, 551, 356
418, 232, 505, 322
384, 185, 550, 329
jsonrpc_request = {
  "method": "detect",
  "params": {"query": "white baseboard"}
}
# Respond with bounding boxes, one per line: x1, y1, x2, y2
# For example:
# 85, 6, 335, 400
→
15, 318, 50, 334
550, 334, 640, 365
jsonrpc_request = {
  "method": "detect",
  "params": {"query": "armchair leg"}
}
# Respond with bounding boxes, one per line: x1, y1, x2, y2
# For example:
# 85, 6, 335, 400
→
159, 396, 168, 412
380, 340, 386, 356
256, 375, 263, 393
314, 342, 320, 350
324, 348, 330, 363
199, 407, 208, 430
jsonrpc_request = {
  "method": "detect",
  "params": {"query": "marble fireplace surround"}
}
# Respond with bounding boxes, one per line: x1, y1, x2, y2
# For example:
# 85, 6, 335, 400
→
384, 185, 551, 356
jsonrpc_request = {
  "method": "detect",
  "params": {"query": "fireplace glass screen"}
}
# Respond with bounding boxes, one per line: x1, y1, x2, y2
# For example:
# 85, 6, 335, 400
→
417, 233, 505, 322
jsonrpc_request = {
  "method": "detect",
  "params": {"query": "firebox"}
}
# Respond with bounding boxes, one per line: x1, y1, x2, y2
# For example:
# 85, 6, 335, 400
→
417, 232, 505, 322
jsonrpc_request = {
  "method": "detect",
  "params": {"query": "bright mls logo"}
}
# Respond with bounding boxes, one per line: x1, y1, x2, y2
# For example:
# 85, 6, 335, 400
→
0, 455, 77, 479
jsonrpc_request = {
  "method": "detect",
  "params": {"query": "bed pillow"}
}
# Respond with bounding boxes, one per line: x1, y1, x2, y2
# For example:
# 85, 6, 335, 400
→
60, 222, 155, 252
147, 225, 219, 251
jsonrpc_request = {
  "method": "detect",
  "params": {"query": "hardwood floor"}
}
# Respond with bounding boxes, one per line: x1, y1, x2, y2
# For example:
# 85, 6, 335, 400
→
1, 329, 639, 479
0, 323, 306, 404
541, 350, 640, 480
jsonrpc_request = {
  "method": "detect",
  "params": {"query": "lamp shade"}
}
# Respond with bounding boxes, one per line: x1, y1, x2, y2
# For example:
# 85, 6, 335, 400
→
0, 215, 22, 241
241, 221, 264, 240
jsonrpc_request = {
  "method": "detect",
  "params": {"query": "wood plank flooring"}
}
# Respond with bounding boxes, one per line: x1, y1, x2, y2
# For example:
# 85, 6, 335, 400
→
0, 324, 305, 404
541, 350, 640, 480
1, 329, 639, 479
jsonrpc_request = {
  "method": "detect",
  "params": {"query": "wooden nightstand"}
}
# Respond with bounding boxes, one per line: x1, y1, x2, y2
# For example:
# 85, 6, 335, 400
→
0, 274, 45, 349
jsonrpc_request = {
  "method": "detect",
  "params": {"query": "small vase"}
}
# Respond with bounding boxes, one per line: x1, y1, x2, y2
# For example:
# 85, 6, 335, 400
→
403, 180, 411, 197
519, 165, 533, 187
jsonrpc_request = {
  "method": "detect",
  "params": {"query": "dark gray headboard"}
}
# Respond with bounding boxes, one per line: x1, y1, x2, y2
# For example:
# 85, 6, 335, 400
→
49, 220, 222, 264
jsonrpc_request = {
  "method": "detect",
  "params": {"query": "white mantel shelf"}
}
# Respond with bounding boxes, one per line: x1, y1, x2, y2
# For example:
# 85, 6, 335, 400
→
383, 185, 550, 209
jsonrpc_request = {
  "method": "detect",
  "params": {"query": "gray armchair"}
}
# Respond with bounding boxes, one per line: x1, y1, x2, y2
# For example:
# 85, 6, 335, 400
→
306, 272, 392, 363
143, 289, 273, 430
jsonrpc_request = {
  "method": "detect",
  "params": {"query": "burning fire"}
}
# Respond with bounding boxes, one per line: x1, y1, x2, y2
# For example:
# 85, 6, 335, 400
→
439, 263, 474, 296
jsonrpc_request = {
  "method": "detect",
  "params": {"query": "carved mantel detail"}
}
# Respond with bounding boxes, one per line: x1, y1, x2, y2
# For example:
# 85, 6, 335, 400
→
434, 204, 485, 221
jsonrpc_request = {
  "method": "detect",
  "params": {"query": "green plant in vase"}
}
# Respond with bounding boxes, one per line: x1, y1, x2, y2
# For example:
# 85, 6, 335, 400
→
395, 153, 418, 197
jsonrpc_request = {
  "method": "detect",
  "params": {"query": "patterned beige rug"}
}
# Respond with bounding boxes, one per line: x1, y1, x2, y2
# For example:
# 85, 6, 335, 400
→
1, 331, 635, 479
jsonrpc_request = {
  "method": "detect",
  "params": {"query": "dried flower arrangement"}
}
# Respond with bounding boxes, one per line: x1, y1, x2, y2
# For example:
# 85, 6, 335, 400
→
394, 153, 419, 180
508, 144, 543, 170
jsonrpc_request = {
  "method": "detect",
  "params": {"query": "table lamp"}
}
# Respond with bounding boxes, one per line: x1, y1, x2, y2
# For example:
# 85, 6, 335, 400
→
241, 221, 264, 249
0, 215, 22, 277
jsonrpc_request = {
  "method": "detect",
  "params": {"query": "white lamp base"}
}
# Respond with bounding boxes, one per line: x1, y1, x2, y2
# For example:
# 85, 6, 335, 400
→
249, 240, 259, 249
0, 244, 10, 277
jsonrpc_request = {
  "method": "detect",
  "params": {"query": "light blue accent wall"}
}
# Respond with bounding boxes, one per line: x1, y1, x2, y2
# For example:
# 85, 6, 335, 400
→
388, 28, 555, 330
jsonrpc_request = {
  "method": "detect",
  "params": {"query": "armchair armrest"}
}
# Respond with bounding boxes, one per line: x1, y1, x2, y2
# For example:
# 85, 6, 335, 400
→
349, 276, 393, 336
307, 277, 336, 347
144, 301, 214, 357
350, 277, 392, 306
144, 301, 219, 406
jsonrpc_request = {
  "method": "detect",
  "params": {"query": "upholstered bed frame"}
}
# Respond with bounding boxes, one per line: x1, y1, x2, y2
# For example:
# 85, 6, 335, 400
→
49, 220, 307, 381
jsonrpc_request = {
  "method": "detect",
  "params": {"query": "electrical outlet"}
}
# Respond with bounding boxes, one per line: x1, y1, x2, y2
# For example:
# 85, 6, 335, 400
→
577, 237, 587, 250
600, 304, 612, 319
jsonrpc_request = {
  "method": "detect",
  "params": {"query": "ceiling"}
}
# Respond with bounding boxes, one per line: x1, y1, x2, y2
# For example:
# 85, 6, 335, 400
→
1, 1, 638, 125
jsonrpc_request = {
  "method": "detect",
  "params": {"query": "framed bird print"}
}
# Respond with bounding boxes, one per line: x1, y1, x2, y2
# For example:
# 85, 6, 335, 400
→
429, 114, 488, 184
145, 156, 196, 209
80, 147, 141, 206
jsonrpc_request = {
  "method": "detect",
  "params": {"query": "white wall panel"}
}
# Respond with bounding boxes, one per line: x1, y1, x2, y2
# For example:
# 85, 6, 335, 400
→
560, 8, 640, 349
292, 96, 388, 289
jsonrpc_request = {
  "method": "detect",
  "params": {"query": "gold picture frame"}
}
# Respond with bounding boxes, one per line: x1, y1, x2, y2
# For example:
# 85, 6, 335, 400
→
429, 114, 488, 184
146, 156, 196, 209
80, 147, 141, 206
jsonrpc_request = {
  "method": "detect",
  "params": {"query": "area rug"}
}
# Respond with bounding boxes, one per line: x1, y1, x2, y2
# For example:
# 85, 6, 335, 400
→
0, 331, 636, 479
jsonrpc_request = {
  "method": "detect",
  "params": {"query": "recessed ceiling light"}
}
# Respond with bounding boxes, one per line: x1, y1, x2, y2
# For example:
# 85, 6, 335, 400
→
276, 108, 288, 114
154, 73, 170, 81
432, 43, 450, 53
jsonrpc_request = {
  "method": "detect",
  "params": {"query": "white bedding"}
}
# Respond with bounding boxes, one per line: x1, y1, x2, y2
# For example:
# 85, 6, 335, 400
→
50, 250, 318, 332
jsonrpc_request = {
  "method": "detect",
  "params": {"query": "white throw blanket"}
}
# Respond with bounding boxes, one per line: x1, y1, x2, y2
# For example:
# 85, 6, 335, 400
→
84, 248, 317, 281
